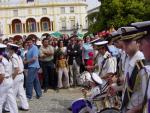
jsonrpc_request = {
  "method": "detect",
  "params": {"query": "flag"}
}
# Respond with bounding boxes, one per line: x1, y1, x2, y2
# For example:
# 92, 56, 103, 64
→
27, 0, 34, 3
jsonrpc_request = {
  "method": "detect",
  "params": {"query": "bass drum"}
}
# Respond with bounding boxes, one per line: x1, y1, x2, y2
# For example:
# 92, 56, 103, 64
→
71, 98, 93, 113
98, 108, 120, 113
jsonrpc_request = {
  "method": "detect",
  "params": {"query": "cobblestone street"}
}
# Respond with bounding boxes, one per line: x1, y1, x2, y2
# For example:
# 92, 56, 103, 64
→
20, 88, 82, 113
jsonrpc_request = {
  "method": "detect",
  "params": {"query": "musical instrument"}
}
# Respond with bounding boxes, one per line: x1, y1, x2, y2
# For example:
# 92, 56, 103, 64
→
71, 98, 93, 113
92, 81, 121, 112
74, 72, 121, 113
98, 107, 120, 113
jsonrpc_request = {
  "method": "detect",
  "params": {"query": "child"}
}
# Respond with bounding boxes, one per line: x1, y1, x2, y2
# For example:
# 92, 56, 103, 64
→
56, 52, 70, 89
86, 52, 94, 73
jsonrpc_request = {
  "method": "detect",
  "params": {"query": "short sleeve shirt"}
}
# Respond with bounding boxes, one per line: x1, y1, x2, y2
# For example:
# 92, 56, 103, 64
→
90, 86, 101, 99
39, 45, 54, 61
123, 51, 145, 109
98, 51, 117, 77
11, 53, 19, 69
27, 44, 40, 68
2, 57, 13, 77
82, 43, 93, 60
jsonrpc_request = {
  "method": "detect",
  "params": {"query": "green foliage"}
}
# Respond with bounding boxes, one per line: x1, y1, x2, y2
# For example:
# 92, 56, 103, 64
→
88, 0, 150, 33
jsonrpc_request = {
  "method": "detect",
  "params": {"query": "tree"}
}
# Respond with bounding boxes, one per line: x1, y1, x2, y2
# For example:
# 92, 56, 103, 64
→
88, 0, 149, 33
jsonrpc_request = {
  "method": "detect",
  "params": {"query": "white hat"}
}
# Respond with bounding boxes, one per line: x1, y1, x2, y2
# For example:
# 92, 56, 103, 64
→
91, 73, 103, 85
94, 41, 108, 46
7, 43, 19, 48
90, 38, 102, 44
118, 26, 146, 41
118, 26, 137, 34
131, 21, 150, 28
0, 43, 7, 48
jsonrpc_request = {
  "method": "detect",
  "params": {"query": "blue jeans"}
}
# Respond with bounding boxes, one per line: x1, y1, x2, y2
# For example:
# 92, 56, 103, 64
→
26, 67, 42, 99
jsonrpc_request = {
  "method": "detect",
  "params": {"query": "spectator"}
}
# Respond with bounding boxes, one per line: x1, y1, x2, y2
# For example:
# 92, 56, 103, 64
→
55, 40, 67, 58
39, 38, 56, 92
86, 52, 94, 73
24, 37, 42, 100
82, 36, 93, 67
67, 37, 82, 86
56, 52, 70, 89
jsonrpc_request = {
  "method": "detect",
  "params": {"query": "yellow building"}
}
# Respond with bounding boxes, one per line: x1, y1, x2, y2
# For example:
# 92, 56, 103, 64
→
0, 0, 88, 39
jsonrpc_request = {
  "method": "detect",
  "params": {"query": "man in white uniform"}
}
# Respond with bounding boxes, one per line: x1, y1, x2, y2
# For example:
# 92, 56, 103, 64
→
130, 21, 150, 113
94, 40, 117, 79
118, 27, 145, 113
7, 43, 29, 111
0, 43, 18, 113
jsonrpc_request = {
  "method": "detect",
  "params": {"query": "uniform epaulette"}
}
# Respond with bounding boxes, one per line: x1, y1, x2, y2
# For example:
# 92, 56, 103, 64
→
135, 59, 145, 70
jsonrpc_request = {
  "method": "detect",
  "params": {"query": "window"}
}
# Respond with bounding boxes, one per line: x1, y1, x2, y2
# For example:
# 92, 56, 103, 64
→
70, 7, 74, 13
28, 22, 36, 32
42, 8, 47, 15
15, 23, 22, 33
13, 10, 18, 17
60, 7, 65, 14
42, 22, 49, 31
70, 20, 75, 29
61, 20, 66, 30
28, 9, 32, 15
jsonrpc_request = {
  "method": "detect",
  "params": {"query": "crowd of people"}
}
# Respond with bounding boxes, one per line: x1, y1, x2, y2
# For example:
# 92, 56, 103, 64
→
0, 20, 150, 113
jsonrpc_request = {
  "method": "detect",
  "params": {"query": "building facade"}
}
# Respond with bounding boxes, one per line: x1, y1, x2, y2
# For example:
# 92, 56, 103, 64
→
0, 0, 88, 39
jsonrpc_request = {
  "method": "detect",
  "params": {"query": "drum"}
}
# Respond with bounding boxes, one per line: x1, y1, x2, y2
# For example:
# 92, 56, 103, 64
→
71, 98, 93, 113
98, 108, 120, 113
77, 71, 91, 87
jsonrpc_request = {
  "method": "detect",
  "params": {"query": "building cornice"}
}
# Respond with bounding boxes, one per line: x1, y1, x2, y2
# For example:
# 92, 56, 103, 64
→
0, 2, 88, 10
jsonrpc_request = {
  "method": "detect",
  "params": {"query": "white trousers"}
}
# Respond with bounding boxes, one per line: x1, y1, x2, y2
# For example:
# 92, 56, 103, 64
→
5, 74, 29, 111
57, 67, 70, 88
13, 74, 29, 109
0, 78, 18, 113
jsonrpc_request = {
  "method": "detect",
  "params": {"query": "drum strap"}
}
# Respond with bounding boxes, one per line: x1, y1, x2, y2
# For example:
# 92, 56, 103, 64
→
98, 57, 108, 76
139, 67, 150, 113
120, 59, 145, 111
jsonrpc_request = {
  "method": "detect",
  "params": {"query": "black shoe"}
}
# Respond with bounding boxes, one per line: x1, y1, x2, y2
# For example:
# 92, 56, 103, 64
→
18, 107, 29, 111
2, 109, 10, 113
44, 88, 48, 93
67, 107, 72, 111
36, 96, 41, 99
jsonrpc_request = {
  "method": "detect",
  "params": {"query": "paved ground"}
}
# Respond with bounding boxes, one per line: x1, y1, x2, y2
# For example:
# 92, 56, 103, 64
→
20, 87, 82, 113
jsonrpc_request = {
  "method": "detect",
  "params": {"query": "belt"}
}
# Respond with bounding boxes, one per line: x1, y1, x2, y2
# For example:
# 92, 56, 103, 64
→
4, 76, 11, 79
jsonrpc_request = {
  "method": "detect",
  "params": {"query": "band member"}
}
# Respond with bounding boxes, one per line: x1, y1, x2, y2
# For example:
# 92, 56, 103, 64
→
94, 40, 117, 79
130, 21, 150, 113
0, 43, 18, 113
118, 27, 145, 113
69, 72, 103, 113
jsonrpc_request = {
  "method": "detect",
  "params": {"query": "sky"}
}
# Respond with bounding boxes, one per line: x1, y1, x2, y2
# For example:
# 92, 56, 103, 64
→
2, 0, 100, 10
87, 0, 100, 10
